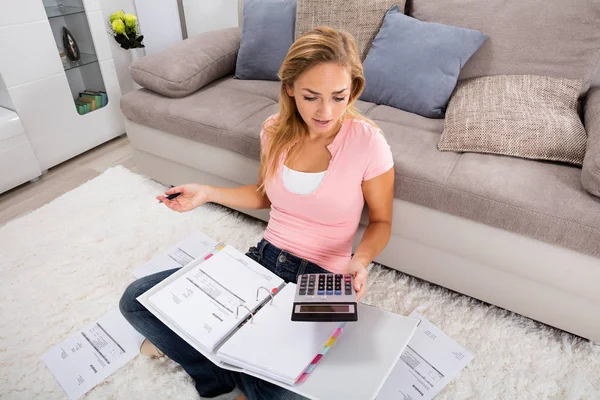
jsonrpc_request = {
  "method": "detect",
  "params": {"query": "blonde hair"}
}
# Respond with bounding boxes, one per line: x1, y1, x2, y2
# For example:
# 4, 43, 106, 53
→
258, 26, 378, 192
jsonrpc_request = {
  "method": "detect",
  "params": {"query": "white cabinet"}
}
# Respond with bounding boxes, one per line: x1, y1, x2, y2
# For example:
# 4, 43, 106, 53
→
0, 108, 42, 193
0, 0, 125, 173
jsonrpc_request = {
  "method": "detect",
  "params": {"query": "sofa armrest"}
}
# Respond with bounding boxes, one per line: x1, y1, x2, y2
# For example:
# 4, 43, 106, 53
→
582, 87, 600, 197
130, 27, 241, 98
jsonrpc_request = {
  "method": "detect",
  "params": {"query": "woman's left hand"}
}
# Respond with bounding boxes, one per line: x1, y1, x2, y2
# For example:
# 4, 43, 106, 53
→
345, 258, 368, 302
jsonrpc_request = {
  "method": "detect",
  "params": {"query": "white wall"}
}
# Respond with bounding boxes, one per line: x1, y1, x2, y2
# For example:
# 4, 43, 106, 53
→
134, 0, 183, 55
182, 0, 240, 37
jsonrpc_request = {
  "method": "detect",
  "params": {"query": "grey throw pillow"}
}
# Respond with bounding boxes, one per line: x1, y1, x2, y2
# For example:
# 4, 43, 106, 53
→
438, 75, 587, 166
360, 5, 487, 118
235, 0, 296, 81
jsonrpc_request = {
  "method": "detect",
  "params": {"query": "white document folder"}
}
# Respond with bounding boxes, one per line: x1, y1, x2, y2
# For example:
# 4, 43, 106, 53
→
137, 239, 419, 400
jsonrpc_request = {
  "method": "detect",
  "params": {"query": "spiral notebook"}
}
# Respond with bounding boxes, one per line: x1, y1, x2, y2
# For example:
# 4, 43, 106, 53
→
136, 243, 342, 385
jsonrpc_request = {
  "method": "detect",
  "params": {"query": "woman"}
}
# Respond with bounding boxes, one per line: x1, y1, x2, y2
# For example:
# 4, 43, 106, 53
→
120, 26, 394, 400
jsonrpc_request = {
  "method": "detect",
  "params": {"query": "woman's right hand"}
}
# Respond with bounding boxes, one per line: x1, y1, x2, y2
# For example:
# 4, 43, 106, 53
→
156, 184, 212, 213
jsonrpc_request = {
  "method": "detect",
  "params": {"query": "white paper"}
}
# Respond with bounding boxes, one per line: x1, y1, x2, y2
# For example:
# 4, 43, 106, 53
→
132, 231, 219, 279
376, 311, 473, 400
42, 308, 145, 400
217, 283, 342, 386
145, 245, 285, 352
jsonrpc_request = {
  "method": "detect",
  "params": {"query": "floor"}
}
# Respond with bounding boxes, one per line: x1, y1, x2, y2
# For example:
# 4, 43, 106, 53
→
0, 134, 135, 228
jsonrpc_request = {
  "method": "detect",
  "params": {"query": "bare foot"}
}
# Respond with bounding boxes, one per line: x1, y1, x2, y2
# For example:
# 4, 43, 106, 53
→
234, 394, 248, 400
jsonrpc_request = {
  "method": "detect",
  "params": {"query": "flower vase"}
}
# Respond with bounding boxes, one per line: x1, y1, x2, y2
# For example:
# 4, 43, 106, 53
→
130, 47, 146, 62
129, 48, 146, 89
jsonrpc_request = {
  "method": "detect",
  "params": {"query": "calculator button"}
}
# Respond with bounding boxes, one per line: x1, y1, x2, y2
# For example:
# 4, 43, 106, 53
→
326, 290, 333, 295
299, 290, 306, 295
317, 290, 324, 295
307, 289, 314, 295
335, 290, 342, 295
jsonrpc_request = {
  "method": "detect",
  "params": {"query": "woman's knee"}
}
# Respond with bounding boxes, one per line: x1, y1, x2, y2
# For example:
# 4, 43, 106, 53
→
119, 280, 144, 318
119, 268, 181, 318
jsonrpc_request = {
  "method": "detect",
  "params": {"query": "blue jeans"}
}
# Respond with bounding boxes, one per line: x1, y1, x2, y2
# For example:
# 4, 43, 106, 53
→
119, 238, 330, 399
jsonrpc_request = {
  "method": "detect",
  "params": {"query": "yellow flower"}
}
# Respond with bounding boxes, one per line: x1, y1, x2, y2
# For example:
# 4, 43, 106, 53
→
109, 10, 125, 23
112, 19, 125, 34
124, 14, 137, 28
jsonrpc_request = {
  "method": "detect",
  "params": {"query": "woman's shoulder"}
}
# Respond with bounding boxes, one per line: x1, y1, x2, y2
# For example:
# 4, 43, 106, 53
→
262, 114, 280, 131
344, 117, 385, 144
260, 114, 280, 141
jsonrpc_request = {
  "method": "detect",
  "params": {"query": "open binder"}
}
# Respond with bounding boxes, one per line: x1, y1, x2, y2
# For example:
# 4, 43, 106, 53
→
137, 238, 420, 399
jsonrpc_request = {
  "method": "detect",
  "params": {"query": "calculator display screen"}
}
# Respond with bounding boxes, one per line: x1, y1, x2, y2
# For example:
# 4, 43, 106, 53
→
299, 305, 350, 313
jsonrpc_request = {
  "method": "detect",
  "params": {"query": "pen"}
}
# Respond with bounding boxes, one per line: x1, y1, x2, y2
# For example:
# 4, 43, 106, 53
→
158, 192, 182, 203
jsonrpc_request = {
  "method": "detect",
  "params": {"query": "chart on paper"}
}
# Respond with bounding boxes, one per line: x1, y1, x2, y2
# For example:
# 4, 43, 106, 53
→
42, 308, 145, 400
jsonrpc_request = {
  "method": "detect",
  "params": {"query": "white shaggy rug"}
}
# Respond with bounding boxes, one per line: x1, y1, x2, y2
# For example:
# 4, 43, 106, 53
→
1, 165, 599, 400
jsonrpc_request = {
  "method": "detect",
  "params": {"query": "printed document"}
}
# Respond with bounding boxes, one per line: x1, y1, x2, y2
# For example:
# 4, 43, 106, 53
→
42, 308, 145, 400
132, 231, 219, 279
145, 245, 285, 352
376, 311, 473, 400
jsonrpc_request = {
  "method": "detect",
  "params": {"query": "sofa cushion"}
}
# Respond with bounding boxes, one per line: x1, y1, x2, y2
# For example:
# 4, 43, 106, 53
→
361, 5, 487, 118
121, 77, 278, 160
130, 28, 241, 98
582, 87, 600, 197
410, 0, 600, 95
438, 75, 587, 165
295, 0, 405, 60
235, 0, 296, 81
440, 153, 600, 258
121, 77, 600, 257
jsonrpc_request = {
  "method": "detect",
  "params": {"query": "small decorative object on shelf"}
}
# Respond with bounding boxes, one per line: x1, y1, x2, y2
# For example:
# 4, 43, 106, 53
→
62, 26, 80, 61
74, 89, 108, 115
108, 10, 145, 50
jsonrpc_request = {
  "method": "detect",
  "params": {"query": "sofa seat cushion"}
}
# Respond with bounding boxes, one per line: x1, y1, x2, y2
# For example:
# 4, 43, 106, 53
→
121, 77, 280, 160
121, 77, 600, 257
373, 105, 600, 258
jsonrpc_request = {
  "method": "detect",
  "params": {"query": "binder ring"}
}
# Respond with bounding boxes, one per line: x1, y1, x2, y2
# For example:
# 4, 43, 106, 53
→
236, 304, 254, 323
256, 286, 274, 305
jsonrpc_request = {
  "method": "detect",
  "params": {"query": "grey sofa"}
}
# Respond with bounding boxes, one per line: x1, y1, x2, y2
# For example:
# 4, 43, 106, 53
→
120, 2, 600, 342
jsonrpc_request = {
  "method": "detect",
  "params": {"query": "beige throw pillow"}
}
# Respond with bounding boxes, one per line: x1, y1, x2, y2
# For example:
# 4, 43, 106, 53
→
295, 0, 406, 60
438, 75, 587, 166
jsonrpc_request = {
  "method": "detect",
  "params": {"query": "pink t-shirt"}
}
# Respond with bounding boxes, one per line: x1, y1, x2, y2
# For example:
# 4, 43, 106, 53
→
262, 116, 394, 273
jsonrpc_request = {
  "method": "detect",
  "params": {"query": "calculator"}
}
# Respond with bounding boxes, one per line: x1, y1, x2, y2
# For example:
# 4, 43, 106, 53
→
291, 273, 358, 322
